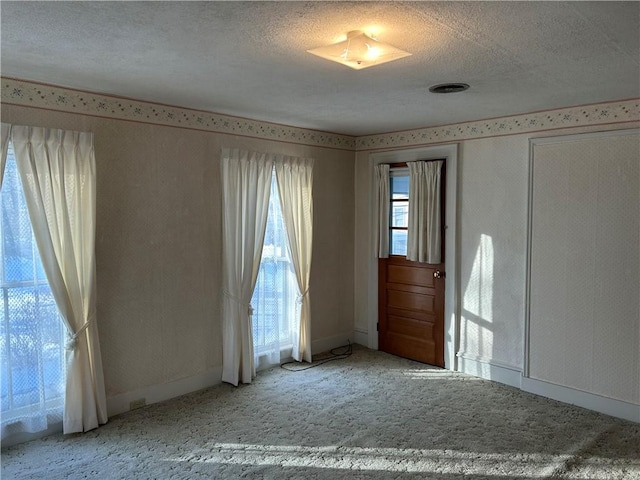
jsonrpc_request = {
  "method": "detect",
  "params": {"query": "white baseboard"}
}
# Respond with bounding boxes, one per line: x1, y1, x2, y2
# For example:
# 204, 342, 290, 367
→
457, 354, 522, 389
353, 328, 368, 347
311, 332, 353, 355
6, 337, 352, 447
107, 367, 223, 418
457, 354, 639, 423
2, 370, 224, 447
108, 333, 354, 419
521, 377, 640, 423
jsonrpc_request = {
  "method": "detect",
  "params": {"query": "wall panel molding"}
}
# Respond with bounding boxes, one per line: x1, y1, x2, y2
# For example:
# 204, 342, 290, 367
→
526, 129, 640, 408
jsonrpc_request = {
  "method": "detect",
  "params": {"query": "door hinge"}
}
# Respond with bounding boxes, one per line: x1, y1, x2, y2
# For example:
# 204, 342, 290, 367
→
377, 322, 379, 332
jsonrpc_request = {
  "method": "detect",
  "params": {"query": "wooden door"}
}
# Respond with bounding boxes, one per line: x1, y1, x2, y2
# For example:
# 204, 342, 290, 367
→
378, 256, 445, 366
378, 160, 445, 367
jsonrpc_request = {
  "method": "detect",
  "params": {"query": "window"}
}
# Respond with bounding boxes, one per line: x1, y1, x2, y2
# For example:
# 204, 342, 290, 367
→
1, 144, 65, 435
251, 169, 297, 365
389, 171, 409, 256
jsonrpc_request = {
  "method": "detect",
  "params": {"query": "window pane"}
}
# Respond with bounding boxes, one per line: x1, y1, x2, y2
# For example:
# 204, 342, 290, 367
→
391, 176, 409, 199
8, 287, 40, 409
390, 229, 407, 256
390, 173, 409, 255
391, 202, 408, 227
2, 158, 36, 284
251, 170, 297, 359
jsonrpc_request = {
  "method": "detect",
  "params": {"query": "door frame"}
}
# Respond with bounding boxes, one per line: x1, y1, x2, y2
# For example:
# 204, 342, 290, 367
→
367, 144, 459, 371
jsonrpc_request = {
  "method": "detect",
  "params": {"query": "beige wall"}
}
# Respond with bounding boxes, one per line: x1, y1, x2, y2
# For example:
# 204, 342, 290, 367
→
1, 104, 355, 399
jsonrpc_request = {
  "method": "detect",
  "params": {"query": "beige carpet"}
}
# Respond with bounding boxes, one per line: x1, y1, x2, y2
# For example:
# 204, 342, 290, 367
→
2, 345, 639, 479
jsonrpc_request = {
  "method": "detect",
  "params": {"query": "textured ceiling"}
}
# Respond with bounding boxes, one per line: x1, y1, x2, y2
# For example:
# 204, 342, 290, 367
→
1, 1, 639, 136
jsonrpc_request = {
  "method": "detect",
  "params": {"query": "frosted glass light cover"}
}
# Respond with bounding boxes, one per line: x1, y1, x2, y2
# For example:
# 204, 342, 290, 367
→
307, 31, 411, 70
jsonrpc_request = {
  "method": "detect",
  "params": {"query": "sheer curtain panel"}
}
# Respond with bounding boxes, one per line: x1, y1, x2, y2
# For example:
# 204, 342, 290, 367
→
1, 141, 66, 439
221, 148, 272, 386
375, 164, 390, 258
251, 171, 297, 371
407, 161, 443, 264
275, 156, 314, 363
11, 125, 107, 433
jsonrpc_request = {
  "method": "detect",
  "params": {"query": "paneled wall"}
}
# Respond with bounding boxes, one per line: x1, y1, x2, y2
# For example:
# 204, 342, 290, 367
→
528, 131, 639, 405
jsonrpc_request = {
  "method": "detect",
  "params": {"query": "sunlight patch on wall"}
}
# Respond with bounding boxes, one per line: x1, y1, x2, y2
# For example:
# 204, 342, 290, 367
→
460, 234, 495, 360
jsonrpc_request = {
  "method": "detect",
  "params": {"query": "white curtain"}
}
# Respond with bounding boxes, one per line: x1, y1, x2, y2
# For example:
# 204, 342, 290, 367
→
221, 148, 273, 386
375, 164, 390, 258
407, 160, 443, 264
275, 155, 314, 363
11, 125, 107, 434
1, 123, 10, 186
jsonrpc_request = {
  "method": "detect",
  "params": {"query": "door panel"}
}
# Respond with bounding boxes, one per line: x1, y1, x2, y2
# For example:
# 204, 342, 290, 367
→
387, 283, 430, 296
387, 264, 432, 286
379, 256, 444, 366
387, 289, 434, 312
387, 315, 434, 339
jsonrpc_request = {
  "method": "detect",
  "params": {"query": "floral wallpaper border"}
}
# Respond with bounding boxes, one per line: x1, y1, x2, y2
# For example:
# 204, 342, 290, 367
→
2, 77, 638, 152
357, 99, 640, 151
1, 78, 357, 151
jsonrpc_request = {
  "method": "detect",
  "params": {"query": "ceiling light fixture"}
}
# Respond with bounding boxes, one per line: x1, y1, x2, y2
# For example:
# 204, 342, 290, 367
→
307, 30, 411, 70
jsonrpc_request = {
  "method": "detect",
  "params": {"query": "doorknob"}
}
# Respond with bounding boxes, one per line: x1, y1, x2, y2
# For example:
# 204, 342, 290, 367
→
433, 270, 445, 279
